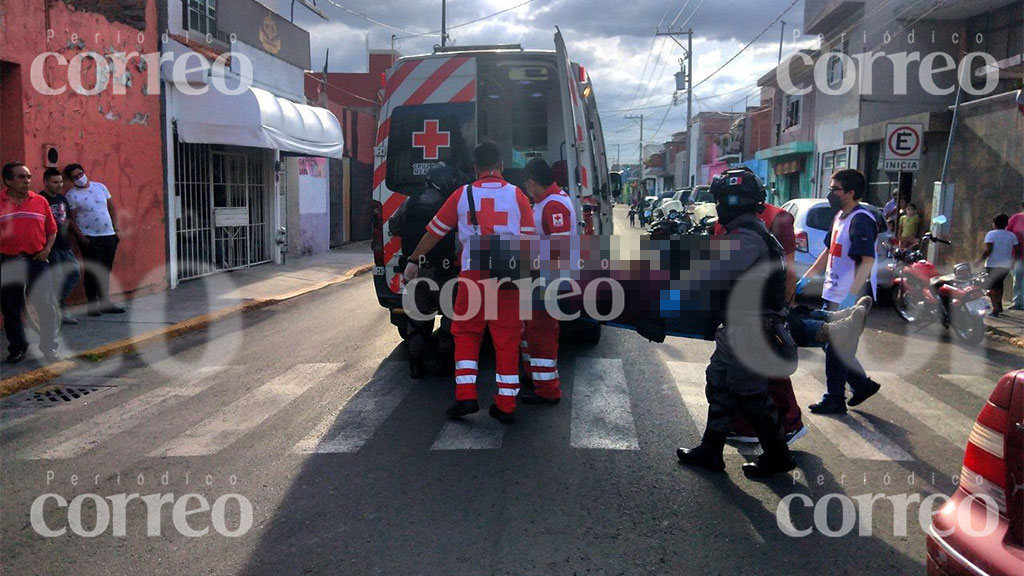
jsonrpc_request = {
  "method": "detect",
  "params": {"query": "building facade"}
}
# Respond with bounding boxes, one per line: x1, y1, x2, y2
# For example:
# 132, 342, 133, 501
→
160, 0, 343, 286
1, 0, 166, 301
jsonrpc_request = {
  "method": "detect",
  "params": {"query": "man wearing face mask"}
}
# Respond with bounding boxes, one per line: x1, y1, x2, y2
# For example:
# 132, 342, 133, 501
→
797, 169, 881, 415
63, 164, 124, 316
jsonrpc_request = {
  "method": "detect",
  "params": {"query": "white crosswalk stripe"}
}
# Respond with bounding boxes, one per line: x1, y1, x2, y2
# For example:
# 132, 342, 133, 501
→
570, 358, 639, 450
294, 362, 411, 454
872, 372, 976, 451
937, 374, 995, 399
790, 370, 913, 461
19, 366, 230, 460
431, 418, 504, 451
151, 363, 341, 457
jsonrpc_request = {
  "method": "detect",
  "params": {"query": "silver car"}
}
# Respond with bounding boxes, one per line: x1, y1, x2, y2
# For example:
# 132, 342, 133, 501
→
780, 198, 896, 295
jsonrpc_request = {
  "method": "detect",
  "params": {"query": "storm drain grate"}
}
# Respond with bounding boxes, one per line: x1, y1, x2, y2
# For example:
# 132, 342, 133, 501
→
29, 385, 106, 404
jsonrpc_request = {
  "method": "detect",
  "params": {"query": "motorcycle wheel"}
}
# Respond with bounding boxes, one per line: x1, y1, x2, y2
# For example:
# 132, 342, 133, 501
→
950, 306, 986, 346
893, 283, 922, 323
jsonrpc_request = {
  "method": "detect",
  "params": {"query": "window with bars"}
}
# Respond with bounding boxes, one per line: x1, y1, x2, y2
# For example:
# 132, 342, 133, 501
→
184, 0, 218, 37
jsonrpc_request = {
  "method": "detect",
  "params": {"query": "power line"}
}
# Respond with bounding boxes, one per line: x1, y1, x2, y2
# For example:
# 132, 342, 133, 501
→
304, 71, 379, 105
690, 0, 800, 92
323, 0, 542, 40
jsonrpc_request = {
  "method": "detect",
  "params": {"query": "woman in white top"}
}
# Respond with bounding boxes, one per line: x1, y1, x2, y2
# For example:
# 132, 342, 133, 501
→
978, 213, 1019, 316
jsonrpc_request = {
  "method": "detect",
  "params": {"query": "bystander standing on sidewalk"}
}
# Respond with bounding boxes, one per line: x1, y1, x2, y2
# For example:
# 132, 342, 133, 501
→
1007, 202, 1024, 311
898, 203, 920, 248
39, 168, 81, 325
1, 162, 59, 363
978, 213, 1018, 318
883, 190, 899, 233
64, 163, 124, 316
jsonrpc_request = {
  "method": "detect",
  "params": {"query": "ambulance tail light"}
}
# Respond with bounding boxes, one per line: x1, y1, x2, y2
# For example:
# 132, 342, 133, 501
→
795, 231, 808, 253
956, 371, 1022, 536
371, 199, 385, 266
380, 72, 388, 90
578, 65, 587, 84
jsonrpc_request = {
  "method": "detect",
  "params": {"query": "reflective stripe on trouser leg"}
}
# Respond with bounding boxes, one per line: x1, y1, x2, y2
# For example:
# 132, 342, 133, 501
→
525, 310, 560, 399
451, 276, 487, 402
490, 288, 524, 413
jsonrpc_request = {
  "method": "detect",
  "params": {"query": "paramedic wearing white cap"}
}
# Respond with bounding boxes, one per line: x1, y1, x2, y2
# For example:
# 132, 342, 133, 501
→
403, 142, 536, 423
518, 157, 577, 405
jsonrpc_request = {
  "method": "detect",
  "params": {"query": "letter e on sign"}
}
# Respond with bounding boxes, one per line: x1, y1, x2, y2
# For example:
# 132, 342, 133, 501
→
883, 123, 923, 172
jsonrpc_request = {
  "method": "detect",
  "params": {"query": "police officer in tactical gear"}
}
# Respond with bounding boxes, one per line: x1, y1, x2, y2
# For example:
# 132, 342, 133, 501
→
676, 167, 797, 479
388, 163, 462, 378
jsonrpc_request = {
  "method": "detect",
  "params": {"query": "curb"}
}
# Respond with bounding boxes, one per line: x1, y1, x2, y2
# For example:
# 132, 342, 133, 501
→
0, 263, 373, 398
987, 324, 1024, 348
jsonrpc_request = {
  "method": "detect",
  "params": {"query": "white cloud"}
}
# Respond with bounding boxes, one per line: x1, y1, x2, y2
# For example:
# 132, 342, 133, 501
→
290, 0, 816, 146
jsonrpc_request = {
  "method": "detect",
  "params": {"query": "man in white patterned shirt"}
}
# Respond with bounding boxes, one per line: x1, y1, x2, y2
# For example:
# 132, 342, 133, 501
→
64, 163, 124, 316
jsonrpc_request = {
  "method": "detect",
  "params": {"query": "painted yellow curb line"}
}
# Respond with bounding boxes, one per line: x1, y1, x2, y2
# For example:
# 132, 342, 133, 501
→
0, 263, 373, 398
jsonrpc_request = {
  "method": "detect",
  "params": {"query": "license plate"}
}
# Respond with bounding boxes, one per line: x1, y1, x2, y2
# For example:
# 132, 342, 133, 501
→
966, 298, 991, 314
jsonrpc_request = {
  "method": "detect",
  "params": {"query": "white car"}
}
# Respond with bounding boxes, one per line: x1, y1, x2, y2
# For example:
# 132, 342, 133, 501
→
780, 198, 895, 293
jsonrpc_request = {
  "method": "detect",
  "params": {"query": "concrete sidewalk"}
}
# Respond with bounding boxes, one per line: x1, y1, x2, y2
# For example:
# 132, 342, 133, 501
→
0, 241, 373, 395
986, 306, 1024, 342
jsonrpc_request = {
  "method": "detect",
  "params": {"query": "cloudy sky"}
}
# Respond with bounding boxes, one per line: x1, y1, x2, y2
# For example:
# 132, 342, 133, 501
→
273, 0, 817, 160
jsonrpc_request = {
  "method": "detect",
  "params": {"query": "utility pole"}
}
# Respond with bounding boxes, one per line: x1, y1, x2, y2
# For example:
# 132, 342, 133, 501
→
441, 0, 448, 48
778, 20, 786, 64
655, 28, 693, 133
625, 114, 644, 187
656, 27, 693, 186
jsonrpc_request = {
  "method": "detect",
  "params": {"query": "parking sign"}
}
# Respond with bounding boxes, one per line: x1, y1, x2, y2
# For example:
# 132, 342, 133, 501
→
884, 124, 923, 172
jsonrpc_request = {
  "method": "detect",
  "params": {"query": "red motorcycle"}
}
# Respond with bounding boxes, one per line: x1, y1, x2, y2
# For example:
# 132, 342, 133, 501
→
888, 232, 991, 346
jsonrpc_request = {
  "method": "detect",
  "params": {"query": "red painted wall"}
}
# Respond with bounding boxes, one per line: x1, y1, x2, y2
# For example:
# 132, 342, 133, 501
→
0, 0, 166, 300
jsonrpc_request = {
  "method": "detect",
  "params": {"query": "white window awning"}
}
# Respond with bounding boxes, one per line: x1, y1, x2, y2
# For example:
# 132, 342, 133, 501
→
174, 86, 343, 159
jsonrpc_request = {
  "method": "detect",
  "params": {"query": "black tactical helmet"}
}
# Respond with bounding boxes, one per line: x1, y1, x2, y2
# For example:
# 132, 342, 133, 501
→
709, 167, 766, 209
426, 163, 461, 196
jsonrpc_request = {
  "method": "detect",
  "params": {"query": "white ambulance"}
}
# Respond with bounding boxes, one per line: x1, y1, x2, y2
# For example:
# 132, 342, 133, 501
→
370, 30, 613, 335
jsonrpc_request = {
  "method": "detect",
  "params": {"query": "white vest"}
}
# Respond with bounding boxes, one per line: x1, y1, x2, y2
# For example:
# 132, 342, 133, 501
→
533, 191, 579, 274
823, 206, 878, 304
455, 181, 527, 271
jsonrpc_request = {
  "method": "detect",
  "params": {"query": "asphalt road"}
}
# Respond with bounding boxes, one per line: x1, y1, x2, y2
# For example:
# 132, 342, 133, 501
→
1, 204, 1020, 576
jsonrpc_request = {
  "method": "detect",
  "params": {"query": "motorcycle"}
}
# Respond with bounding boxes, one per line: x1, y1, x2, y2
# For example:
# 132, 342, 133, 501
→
649, 210, 715, 238
888, 228, 991, 346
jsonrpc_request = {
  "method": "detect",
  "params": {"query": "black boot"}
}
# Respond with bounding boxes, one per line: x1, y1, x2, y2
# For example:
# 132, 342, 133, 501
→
677, 430, 727, 472
742, 418, 796, 479
446, 399, 480, 419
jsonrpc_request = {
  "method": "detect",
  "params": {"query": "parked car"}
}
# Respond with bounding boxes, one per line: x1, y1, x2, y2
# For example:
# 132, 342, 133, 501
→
780, 198, 896, 296
926, 369, 1024, 576
688, 185, 716, 224
653, 189, 691, 220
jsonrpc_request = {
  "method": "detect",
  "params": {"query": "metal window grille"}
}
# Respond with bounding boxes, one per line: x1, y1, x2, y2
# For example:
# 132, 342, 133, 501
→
174, 132, 270, 282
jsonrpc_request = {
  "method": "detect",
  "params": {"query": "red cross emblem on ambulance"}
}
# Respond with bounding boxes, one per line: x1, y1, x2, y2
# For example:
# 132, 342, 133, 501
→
412, 119, 451, 160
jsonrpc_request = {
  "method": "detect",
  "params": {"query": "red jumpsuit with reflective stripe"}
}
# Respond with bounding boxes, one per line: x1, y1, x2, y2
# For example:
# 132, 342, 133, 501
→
522, 183, 576, 401
427, 176, 535, 412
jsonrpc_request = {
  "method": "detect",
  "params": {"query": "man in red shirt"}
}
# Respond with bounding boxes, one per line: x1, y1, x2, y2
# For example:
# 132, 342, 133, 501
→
518, 158, 578, 404
713, 202, 807, 444
1, 162, 59, 363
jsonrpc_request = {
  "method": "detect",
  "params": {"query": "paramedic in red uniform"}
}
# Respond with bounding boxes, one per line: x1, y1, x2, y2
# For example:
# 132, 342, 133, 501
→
518, 158, 577, 405
403, 142, 536, 423
713, 203, 807, 444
